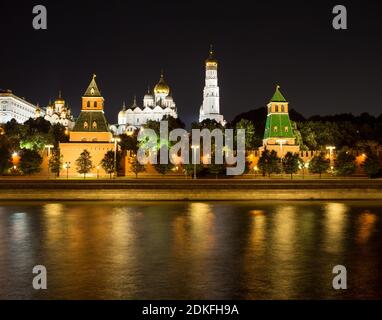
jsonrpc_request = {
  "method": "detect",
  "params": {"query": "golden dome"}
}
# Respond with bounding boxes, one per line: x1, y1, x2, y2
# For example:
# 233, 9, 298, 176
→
154, 73, 170, 95
206, 45, 218, 67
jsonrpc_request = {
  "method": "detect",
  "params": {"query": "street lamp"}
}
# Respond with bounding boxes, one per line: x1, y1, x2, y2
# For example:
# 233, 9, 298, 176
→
97, 165, 100, 179
45, 144, 54, 157
326, 146, 336, 173
111, 137, 121, 179
64, 162, 71, 180
275, 139, 287, 158
191, 145, 200, 179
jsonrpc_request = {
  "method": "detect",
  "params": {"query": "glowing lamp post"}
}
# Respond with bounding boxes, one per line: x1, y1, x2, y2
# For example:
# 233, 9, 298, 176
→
191, 145, 200, 179
97, 165, 100, 179
64, 162, 71, 180
326, 146, 336, 173
275, 139, 287, 158
111, 137, 121, 179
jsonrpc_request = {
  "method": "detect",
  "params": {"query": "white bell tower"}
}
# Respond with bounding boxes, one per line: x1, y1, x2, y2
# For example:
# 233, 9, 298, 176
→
199, 46, 225, 125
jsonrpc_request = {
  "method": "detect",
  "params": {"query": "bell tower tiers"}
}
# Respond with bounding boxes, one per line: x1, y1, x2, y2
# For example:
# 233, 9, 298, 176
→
199, 46, 225, 125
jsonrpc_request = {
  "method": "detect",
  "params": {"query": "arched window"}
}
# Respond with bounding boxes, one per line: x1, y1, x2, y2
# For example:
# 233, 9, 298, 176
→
92, 121, 97, 129
281, 105, 285, 112
84, 121, 89, 129
285, 126, 289, 132
274, 126, 278, 132
275, 105, 279, 112
94, 101, 97, 108
87, 101, 90, 108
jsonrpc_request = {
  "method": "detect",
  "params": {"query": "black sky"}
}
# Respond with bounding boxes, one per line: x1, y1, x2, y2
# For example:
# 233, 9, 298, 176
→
1, 0, 381, 125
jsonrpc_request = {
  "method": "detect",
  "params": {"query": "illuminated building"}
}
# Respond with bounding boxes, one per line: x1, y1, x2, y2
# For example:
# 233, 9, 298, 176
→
113, 72, 178, 134
261, 85, 300, 156
0, 89, 42, 124
199, 46, 225, 125
59, 75, 116, 177
42, 92, 75, 129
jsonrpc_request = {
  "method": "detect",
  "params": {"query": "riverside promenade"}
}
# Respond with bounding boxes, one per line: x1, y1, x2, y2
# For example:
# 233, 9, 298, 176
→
0, 178, 382, 201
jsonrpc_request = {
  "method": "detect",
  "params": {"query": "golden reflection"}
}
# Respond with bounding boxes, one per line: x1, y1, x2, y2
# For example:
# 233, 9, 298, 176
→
10, 212, 28, 242
356, 211, 377, 244
323, 202, 348, 253
248, 210, 266, 254
43, 203, 65, 242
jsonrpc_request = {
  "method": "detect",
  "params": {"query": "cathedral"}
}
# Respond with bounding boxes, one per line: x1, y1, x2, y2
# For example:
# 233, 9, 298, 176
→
112, 72, 178, 135
199, 47, 225, 125
38, 92, 75, 129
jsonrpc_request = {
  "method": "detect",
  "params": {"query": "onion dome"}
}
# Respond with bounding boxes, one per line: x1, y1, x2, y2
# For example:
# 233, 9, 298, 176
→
118, 101, 127, 117
205, 44, 218, 67
55, 90, 65, 103
154, 72, 170, 95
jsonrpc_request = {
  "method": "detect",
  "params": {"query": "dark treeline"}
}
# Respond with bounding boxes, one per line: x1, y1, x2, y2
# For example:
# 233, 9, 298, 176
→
231, 107, 382, 150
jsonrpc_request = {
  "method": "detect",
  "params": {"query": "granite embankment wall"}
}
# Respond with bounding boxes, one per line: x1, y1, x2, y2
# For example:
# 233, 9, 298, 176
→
0, 179, 382, 201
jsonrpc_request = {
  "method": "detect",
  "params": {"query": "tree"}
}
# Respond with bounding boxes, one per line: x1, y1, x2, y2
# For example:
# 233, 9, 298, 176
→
282, 152, 301, 179
154, 162, 174, 175
309, 152, 330, 178
235, 119, 256, 149
0, 142, 12, 175
48, 148, 63, 177
334, 150, 356, 176
19, 132, 53, 151
129, 155, 145, 178
208, 163, 226, 179
119, 133, 138, 154
76, 149, 94, 179
258, 150, 281, 177
362, 152, 381, 178
100, 150, 122, 179
49, 123, 69, 147
19, 148, 43, 175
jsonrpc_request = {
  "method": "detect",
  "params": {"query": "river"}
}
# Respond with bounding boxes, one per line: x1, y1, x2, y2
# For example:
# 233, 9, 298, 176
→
0, 201, 381, 299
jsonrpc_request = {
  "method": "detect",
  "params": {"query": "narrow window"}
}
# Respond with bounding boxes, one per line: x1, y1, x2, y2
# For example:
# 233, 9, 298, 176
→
84, 121, 89, 129
92, 121, 97, 129
87, 101, 90, 108
94, 101, 97, 108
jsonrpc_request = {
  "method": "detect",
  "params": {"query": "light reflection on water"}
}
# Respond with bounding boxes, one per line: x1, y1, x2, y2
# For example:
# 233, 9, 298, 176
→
0, 201, 381, 299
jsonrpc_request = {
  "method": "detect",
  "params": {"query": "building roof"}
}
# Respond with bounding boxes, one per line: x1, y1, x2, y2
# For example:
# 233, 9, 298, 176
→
263, 113, 295, 139
270, 85, 287, 102
83, 74, 101, 97
72, 111, 110, 132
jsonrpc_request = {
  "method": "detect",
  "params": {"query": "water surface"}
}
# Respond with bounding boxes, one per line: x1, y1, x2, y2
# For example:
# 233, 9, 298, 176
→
0, 201, 381, 299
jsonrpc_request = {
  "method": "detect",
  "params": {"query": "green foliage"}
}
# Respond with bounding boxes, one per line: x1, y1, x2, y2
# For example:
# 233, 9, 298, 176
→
0, 140, 12, 175
48, 148, 63, 177
258, 150, 281, 177
309, 152, 330, 178
129, 155, 145, 178
282, 152, 301, 179
119, 133, 138, 153
334, 150, 356, 176
49, 123, 69, 146
19, 148, 43, 175
76, 149, 94, 179
362, 152, 381, 178
154, 162, 174, 175
235, 119, 256, 149
100, 150, 121, 178
20, 132, 53, 151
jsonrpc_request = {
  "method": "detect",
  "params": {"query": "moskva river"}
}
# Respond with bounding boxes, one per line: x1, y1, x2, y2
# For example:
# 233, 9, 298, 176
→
0, 201, 381, 299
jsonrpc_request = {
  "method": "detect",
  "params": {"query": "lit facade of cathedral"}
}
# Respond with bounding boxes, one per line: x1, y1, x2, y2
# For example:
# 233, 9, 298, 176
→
112, 73, 177, 135
39, 92, 75, 129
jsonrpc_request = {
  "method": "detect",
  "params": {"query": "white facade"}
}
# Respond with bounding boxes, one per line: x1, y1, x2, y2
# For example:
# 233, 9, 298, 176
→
0, 90, 42, 124
42, 93, 75, 129
114, 73, 178, 135
199, 48, 225, 125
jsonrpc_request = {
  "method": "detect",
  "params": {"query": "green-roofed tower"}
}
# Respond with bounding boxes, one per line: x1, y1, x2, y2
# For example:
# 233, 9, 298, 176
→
69, 74, 112, 142
262, 85, 300, 157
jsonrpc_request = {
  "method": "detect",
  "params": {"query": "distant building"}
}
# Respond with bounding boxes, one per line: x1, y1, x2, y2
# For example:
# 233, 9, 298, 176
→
113, 72, 178, 135
261, 85, 300, 156
60, 75, 116, 177
41, 92, 75, 129
0, 90, 42, 124
199, 46, 225, 125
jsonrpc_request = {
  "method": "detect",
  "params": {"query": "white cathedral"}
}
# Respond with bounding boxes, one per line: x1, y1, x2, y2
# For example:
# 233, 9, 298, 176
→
112, 73, 178, 134
199, 47, 225, 125
34, 92, 75, 129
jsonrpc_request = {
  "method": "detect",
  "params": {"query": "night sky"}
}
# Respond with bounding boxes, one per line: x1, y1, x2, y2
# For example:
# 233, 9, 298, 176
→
1, 0, 381, 125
